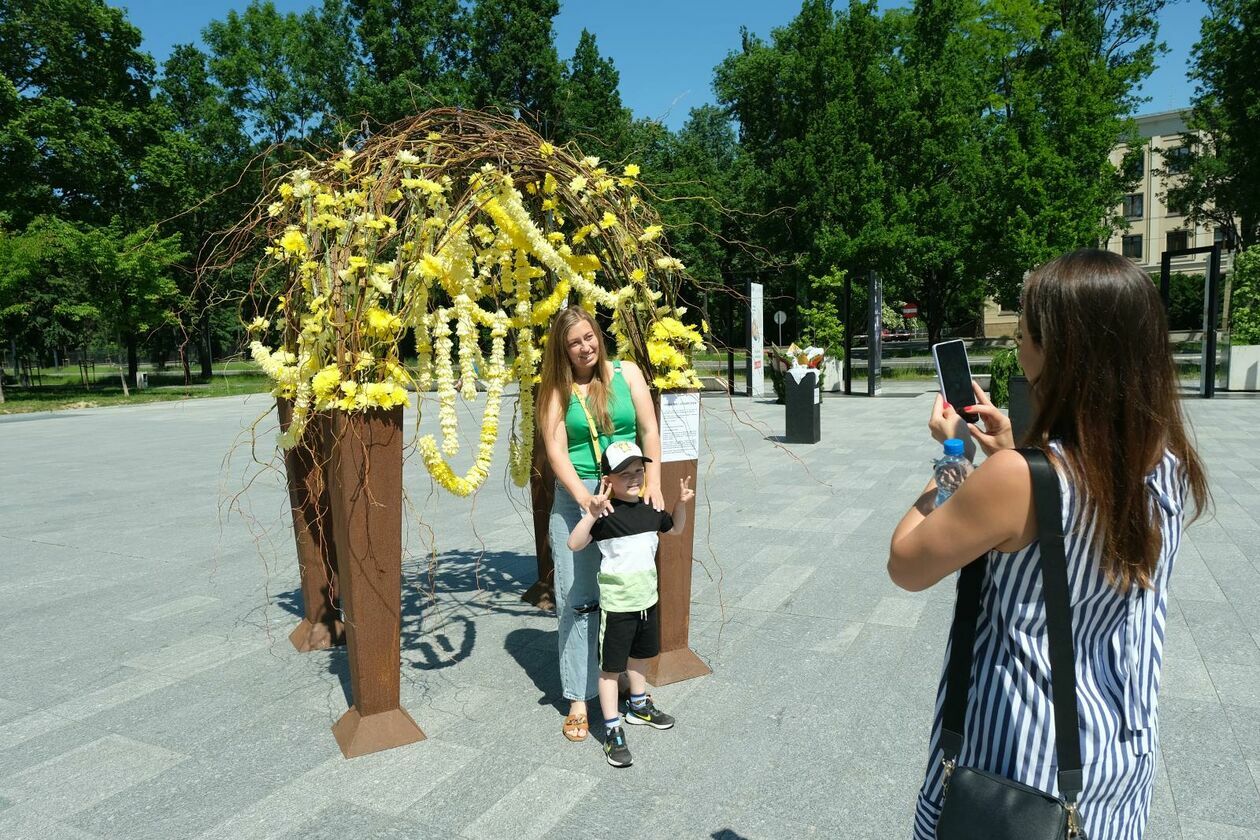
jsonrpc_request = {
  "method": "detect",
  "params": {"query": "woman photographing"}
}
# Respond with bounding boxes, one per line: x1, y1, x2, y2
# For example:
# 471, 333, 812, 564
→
537, 307, 664, 743
888, 249, 1210, 839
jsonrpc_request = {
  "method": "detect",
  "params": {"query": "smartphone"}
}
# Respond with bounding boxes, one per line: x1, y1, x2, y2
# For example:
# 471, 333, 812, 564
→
932, 340, 978, 424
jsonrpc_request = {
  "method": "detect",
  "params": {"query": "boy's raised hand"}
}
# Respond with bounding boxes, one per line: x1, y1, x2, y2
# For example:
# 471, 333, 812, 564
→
588, 477, 614, 518
678, 475, 695, 505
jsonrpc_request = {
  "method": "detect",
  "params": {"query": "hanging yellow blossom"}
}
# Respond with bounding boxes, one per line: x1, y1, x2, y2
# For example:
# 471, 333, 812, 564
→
365, 307, 403, 337
279, 228, 307, 256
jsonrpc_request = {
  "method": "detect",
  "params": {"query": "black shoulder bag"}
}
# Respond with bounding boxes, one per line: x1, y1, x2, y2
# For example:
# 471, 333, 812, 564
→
935, 448, 1088, 840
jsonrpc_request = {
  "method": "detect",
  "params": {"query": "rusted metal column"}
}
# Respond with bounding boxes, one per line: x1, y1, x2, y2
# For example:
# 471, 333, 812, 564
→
325, 406, 425, 758
276, 399, 344, 652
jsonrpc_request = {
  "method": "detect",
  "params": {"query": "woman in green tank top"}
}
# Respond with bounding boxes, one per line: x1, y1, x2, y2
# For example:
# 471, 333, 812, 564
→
537, 308, 664, 743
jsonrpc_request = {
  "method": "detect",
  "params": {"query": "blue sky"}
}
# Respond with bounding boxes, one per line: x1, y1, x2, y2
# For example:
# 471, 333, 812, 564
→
113, 0, 1208, 131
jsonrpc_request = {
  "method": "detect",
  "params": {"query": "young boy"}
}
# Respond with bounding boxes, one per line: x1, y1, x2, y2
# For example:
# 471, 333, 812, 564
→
567, 439, 694, 768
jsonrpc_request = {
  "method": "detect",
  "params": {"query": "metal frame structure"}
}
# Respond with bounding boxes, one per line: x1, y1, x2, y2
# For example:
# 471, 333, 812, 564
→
1160, 243, 1223, 398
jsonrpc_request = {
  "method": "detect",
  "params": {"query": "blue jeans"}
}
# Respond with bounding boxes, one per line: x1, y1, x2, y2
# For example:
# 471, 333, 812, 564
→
549, 478, 601, 701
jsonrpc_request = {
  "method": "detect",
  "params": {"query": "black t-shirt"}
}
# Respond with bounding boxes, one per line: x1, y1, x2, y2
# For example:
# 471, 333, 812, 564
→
588, 498, 674, 612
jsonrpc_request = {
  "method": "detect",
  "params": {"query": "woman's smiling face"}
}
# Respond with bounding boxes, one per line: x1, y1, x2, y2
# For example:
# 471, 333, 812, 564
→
565, 320, 600, 374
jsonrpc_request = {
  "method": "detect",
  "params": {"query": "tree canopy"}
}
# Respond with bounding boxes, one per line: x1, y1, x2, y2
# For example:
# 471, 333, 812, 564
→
3, 0, 1253, 383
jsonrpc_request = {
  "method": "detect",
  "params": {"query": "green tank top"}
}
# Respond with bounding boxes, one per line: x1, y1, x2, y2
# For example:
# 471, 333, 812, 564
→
565, 360, 637, 479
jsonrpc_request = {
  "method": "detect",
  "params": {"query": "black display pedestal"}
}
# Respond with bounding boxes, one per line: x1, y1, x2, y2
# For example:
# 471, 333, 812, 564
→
1008, 375, 1031, 444
784, 369, 821, 444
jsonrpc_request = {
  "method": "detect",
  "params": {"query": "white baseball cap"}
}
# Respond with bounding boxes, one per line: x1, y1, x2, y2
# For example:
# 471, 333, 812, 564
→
600, 440, 652, 474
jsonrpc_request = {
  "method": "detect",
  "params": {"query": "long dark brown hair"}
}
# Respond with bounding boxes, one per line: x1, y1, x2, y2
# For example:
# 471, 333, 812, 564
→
1021, 249, 1210, 590
538, 307, 615, 434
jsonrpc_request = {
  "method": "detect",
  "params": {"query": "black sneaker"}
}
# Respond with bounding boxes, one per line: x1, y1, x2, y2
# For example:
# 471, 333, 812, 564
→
604, 725, 632, 767
624, 697, 675, 730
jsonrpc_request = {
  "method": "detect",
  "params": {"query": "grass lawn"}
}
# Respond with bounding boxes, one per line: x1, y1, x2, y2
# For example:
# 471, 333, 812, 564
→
0, 370, 273, 414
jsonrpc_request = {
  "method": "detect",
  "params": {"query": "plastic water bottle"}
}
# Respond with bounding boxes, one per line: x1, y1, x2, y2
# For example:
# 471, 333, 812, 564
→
934, 438, 973, 507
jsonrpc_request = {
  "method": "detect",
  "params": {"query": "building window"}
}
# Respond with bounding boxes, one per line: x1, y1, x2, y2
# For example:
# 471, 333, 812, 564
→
1122, 194, 1144, 219
1123, 151, 1144, 183
1122, 234, 1143, 260
1167, 230, 1190, 252
1164, 145, 1192, 174
1213, 226, 1236, 250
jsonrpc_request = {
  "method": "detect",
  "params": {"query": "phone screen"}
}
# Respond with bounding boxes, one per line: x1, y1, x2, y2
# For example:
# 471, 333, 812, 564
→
933, 340, 978, 423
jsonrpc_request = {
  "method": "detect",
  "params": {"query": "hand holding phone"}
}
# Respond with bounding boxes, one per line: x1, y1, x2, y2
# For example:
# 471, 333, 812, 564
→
931, 340, 978, 424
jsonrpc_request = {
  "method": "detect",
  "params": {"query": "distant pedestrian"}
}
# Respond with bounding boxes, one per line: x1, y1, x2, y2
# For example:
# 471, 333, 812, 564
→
887, 249, 1210, 839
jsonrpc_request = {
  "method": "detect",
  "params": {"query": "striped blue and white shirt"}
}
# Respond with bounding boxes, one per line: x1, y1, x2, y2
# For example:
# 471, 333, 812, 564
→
914, 444, 1188, 840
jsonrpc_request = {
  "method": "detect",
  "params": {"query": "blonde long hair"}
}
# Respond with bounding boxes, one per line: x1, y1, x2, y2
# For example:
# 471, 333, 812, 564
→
538, 307, 615, 434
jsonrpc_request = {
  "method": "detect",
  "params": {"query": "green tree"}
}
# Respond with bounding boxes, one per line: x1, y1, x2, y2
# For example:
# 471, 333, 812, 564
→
0, 0, 161, 228
557, 29, 631, 159
346, 0, 470, 124
978, 0, 1166, 304
0, 218, 185, 383
632, 107, 744, 337
715, 1, 910, 309
1229, 246, 1260, 344
0, 220, 95, 363
884, 0, 991, 343
467, 0, 564, 134
1165, 0, 1260, 248
147, 44, 254, 379
203, 0, 354, 147
800, 268, 847, 356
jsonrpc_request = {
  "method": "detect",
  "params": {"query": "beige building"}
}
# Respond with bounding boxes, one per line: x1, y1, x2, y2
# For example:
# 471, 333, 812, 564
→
984, 109, 1235, 338
1106, 109, 1233, 275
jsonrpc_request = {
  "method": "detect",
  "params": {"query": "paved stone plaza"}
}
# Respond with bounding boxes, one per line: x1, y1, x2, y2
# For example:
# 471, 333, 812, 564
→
1, 387, 1258, 840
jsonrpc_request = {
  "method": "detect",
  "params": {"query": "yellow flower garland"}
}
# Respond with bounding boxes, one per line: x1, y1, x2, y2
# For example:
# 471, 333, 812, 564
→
252, 133, 702, 493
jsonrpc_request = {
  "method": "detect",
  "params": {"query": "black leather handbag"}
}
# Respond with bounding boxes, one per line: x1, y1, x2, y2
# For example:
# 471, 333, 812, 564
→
935, 449, 1088, 840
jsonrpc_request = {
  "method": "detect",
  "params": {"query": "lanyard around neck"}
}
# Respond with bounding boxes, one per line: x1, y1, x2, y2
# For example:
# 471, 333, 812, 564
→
572, 382, 602, 462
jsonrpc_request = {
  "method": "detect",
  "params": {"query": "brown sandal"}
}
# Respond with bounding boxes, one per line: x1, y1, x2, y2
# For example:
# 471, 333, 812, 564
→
562, 713, 589, 742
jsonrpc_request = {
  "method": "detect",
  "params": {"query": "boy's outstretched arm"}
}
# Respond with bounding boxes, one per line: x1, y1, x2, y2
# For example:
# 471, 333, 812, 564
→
667, 476, 695, 536
568, 512, 597, 551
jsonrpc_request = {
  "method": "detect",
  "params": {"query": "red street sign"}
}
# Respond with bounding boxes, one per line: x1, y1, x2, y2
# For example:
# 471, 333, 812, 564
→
902, 303, 919, 318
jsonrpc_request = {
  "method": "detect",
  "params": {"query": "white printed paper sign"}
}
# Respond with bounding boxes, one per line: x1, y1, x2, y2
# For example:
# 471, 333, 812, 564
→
660, 391, 701, 462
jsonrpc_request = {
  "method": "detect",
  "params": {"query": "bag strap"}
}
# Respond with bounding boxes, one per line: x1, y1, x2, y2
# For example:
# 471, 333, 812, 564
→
939, 447, 1083, 803
1024, 448, 1084, 802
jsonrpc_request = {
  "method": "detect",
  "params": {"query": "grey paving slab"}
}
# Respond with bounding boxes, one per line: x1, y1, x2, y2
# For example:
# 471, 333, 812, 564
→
0, 734, 186, 819
1180, 818, 1260, 840
0, 808, 107, 840
279, 802, 462, 840
458, 764, 598, 839
1223, 703, 1260, 755
2, 391, 1258, 837
1146, 757, 1182, 840
1206, 661, 1260, 708
65, 756, 280, 840
1159, 697, 1260, 830
1178, 598, 1260, 666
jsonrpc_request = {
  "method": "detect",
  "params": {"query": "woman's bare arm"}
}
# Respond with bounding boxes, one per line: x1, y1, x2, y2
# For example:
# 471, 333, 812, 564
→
887, 449, 1036, 591
539, 389, 595, 512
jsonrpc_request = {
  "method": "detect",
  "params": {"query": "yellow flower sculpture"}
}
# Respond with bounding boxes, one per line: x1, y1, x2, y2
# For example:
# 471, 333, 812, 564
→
245, 107, 704, 496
